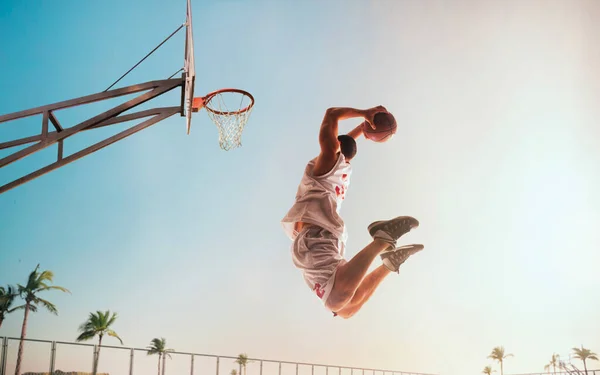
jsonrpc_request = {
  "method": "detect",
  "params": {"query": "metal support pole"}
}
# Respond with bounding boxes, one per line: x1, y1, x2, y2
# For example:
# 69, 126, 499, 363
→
50, 341, 56, 374
191, 354, 194, 375
260, 361, 263, 375
279, 362, 282, 375
296, 364, 299, 375
312, 365, 314, 375
0, 337, 8, 375
216, 357, 220, 375
326, 367, 328, 375
92, 345, 98, 375
129, 349, 134, 375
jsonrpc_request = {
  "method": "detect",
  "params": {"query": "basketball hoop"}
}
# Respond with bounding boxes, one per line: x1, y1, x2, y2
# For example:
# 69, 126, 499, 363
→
192, 88, 255, 151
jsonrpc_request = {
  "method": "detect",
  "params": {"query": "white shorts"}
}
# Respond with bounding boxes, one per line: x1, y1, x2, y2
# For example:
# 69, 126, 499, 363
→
291, 225, 347, 308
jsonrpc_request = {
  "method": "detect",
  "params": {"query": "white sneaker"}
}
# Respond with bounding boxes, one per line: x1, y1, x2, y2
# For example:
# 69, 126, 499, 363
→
380, 244, 424, 273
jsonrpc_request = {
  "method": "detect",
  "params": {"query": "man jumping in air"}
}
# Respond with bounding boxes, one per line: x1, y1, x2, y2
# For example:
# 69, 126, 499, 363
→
281, 105, 424, 319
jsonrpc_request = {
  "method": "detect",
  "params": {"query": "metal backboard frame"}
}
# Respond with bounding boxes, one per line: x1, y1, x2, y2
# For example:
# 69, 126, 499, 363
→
183, 0, 196, 134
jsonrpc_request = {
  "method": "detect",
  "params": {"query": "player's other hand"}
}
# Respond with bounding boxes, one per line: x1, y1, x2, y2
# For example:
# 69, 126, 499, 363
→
363, 105, 388, 130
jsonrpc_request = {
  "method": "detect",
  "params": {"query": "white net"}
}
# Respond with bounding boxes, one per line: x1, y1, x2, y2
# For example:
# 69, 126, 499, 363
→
204, 91, 254, 151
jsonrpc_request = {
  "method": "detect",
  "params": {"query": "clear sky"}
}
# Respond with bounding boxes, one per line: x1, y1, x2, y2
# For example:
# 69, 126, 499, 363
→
1, 1, 599, 375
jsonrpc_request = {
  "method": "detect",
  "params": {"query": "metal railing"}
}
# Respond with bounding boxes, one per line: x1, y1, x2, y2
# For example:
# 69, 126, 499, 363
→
0, 337, 437, 375
508, 370, 600, 375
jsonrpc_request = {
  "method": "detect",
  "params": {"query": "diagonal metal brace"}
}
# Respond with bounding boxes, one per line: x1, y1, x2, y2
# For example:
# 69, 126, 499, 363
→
0, 78, 185, 194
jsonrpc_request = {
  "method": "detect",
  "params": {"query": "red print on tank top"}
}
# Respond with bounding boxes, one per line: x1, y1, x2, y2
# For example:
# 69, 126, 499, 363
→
314, 283, 325, 299
335, 174, 349, 200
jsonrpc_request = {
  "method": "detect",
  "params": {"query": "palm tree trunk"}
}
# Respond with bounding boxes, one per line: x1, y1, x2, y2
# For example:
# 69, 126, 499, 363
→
157, 354, 162, 375
93, 335, 103, 375
14, 301, 30, 375
162, 353, 166, 375
583, 360, 588, 375
0, 316, 4, 329
500, 361, 504, 375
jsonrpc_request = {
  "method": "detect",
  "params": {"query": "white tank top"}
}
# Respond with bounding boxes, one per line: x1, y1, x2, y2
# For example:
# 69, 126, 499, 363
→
281, 152, 352, 241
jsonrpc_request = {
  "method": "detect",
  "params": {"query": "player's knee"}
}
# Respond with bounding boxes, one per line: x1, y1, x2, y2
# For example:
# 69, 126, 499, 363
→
326, 288, 354, 312
335, 309, 355, 319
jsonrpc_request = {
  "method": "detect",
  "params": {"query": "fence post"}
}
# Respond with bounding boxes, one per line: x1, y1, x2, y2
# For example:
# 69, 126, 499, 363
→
0, 337, 8, 375
191, 354, 194, 375
312, 365, 314, 375
129, 349, 134, 375
279, 362, 282, 375
216, 356, 220, 375
260, 361, 263, 375
49, 341, 56, 374
92, 345, 98, 375
326, 367, 328, 375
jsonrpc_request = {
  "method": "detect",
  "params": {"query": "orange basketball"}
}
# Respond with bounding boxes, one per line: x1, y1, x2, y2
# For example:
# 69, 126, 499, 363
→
363, 112, 397, 142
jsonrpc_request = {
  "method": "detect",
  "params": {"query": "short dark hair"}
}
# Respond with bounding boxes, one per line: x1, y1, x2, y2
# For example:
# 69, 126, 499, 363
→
338, 135, 357, 160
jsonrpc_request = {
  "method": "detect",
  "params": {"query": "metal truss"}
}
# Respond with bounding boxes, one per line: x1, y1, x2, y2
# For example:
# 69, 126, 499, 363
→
0, 78, 185, 195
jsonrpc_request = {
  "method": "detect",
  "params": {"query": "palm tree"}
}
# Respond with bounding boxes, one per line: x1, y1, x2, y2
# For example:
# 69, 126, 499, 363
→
571, 345, 598, 375
14, 264, 70, 375
235, 353, 250, 375
482, 365, 495, 375
488, 346, 514, 375
0, 285, 25, 329
76, 310, 123, 375
544, 353, 560, 375
231, 370, 238, 375
147, 338, 174, 375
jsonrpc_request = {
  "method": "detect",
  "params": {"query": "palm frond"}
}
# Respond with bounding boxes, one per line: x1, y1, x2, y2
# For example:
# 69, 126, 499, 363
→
26, 264, 41, 288
106, 330, 123, 345
76, 330, 97, 342
7, 304, 26, 313
38, 270, 55, 283
37, 285, 71, 294
34, 297, 59, 315
106, 312, 118, 326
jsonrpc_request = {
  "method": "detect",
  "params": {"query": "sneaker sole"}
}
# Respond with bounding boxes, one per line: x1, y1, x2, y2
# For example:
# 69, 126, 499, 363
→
367, 216, 419, 237
381, 244, 424, 272
381, 243, 425, 255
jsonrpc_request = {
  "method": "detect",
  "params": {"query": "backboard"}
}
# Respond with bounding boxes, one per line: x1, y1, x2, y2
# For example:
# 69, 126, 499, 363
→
183, 0, 195, 134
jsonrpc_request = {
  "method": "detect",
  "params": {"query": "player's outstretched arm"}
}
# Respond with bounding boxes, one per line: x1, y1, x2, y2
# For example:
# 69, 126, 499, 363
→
313, 106, 387, 175
346, 122, 365, 140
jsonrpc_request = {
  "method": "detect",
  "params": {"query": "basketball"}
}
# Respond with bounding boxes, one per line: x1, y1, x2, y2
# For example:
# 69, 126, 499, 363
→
363, 112, 397, 142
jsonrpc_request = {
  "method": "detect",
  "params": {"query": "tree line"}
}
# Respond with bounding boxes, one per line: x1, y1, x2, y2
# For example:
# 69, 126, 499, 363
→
0, 264, 254, 375
483, 346, 598, 375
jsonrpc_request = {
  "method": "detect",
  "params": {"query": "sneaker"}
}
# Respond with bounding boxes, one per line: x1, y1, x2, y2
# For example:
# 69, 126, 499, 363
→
381, 244, 424, 273
367, 216, 419, 250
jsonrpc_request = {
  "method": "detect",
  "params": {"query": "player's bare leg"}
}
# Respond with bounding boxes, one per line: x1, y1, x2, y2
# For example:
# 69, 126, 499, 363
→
334, 265, 390, 318
334, 244, 424, 319
325, 216, 419, 312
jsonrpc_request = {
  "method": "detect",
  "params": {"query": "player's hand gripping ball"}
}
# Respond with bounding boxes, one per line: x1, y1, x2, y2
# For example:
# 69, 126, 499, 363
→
363, 111, 397, 142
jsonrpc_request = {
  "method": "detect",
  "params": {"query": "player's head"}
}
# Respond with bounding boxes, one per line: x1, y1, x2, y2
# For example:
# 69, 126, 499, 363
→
338, 135, 357, 161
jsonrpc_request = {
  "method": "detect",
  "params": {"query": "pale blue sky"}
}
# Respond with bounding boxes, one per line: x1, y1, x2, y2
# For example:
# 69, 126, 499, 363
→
1, 1, 600, 375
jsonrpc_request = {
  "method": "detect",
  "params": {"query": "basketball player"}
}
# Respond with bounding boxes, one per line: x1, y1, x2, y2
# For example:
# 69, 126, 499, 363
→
281, 105, 424, 319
